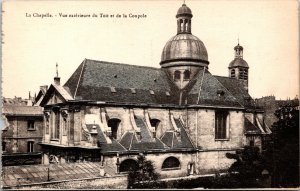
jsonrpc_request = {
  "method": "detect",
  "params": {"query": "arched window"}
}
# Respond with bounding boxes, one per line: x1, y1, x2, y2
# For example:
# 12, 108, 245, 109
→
180, 19, 184, 32
183, 70, 190, 80
119, 159, 139, 173
107, 118, 121, 139
174, 70, 181, 81
231, 69, 235, 78
243, 70, 248, 80
162, 157, 180, 169
150, 119, 160, 138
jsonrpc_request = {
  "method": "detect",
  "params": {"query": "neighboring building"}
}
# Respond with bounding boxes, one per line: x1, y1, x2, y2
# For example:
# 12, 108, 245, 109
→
38, 4, 270, 178
2, 103, 44, 166
255, 95, 299, 128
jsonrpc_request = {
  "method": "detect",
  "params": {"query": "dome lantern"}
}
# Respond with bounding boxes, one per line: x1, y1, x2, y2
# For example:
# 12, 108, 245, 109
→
176, 4, 193, 34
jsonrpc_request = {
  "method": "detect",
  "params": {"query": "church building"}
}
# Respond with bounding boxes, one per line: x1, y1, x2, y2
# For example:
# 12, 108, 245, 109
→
39, 4, 271, 178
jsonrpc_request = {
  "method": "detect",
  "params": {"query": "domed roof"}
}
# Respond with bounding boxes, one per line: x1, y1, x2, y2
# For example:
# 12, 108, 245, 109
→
234, 43, 243, 51
160, 33, 208, 65
229, 58, 249, 68
176, 4, 192, 18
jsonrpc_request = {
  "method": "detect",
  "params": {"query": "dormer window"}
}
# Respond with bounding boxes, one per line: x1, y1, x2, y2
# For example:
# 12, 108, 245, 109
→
217, 90, 225, 97
130, 88, 136, 94
110, 86, 116, 93
174, 70, 181, 81
183, 70, 190, 80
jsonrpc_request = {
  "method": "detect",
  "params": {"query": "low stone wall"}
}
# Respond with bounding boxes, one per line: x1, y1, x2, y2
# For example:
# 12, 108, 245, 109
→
4, 175, 128, 189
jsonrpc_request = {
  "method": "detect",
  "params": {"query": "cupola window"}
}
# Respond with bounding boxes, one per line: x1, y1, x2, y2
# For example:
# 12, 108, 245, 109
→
231, 69, 235, 78
174, 70, 181, 81
239, 68, 248, 80
183, 70, 190, 80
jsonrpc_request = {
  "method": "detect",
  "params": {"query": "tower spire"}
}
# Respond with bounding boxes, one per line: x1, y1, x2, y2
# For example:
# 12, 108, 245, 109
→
56, 62, 59, 77
54, 62, 61, 85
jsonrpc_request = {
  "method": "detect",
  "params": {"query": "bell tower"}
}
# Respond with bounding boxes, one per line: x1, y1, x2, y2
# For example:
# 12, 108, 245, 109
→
228, 42, 249, 91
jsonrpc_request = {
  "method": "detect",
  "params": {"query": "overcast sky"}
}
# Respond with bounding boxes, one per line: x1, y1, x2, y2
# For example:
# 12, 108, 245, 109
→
2, 0, 299, 100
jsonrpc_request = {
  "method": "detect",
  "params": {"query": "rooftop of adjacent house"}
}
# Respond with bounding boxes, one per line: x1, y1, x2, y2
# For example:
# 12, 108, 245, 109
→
2, 105, 43, 116
1, 162, 117, 188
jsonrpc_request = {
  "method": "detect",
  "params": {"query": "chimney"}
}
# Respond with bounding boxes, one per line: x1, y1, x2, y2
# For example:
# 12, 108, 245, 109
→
54, 77, 60, 85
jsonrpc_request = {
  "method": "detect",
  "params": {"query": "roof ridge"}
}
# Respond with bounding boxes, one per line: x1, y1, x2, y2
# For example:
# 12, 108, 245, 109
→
85, 58, 161, 71
74, 59, 86, 98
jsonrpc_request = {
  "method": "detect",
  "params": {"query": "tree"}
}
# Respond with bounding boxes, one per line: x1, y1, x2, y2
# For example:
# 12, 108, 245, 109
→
266, 104, 299, 187
225, 146, 265, 188
127, 154, 160, 189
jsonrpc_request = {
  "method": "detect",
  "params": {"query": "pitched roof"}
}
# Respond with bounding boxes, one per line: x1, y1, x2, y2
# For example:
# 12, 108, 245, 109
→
40, 84, 74, 106
214, 76, 257, 109
244, 118, 261, 134
63, 59, 249, 108
119, 131, 168, 152
160, 119, 195, 150
134, 116, 153, 142
2, 105, 43, 116
184, 69, 242, 107
64, 59, 179, 105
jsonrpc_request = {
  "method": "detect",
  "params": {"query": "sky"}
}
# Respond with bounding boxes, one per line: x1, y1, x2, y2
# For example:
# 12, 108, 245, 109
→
2, 0, 299, 100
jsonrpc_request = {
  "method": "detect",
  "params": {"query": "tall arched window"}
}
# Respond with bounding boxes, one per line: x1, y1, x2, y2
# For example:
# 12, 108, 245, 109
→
183, 70, 190, 80
107, 118, 121, 139
174, 70, 181, 81
162, 156, 180, 169
119, 159, 139, 173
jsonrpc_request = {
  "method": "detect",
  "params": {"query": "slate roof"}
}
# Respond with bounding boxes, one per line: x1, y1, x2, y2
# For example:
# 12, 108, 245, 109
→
2, 162, 116, 188
63, 59, 248, 109
64, 59, 179, 105
134, 116, 153, 142
184, 69, 242, 107
244, 118, 262, 134
86, 124, 107, 144
100, 139, 127, 153
119, 131, 168, 152
160, 119, 195, 149
214, 76, 257, 109
2, 105, 43, 116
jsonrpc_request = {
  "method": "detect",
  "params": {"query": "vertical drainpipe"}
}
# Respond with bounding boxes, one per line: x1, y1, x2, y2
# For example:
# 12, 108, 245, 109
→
195, 109, 198, 174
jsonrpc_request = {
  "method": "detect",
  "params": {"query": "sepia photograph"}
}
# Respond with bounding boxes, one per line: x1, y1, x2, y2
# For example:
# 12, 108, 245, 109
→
1, 0, 299, 189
